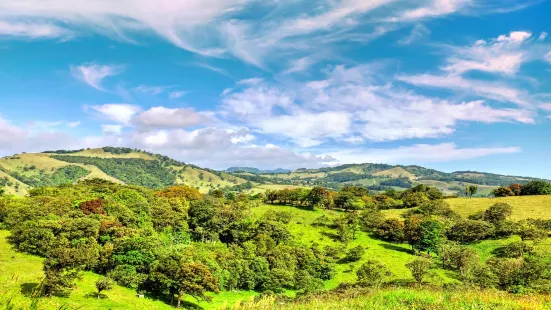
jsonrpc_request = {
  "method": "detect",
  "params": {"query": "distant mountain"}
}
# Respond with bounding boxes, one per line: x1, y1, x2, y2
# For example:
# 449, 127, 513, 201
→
226, 167, 292, 174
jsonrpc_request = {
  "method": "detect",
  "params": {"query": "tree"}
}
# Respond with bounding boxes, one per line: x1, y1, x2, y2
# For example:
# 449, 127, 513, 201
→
466, 185, 478, 198
484, 203, 513, 225
306, 187, 332, 209
356, 260, 393, 287
521, 181, 551, 196
406, 258, 432, 287
0, 188, 4, 196
492, 187, 514, 197
404, 215, 423, 251
95, 277, 114, 298
508, 184, 522, 196
375, 219, 404, 242
447, 220, 494, 243
176, 262, 219, 307
415, 219, 442, 255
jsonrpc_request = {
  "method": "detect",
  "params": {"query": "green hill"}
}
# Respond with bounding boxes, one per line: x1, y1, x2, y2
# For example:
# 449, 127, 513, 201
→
0, 147, 547, 198
0, 147, 246, 195
231, 163, 548, 196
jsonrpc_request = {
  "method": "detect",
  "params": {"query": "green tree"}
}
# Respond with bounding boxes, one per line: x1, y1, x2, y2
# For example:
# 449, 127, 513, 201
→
95, 277, 114, 298
466, 185, 478, 198
447, 220, 494, 243
176, 262, 219, 307
484, 203, 513, 225
406, 258, 432, 287
375, 219, 404, 242
415, 219, 442, 255
356, 260, 393, 287
521, 181, 551, 196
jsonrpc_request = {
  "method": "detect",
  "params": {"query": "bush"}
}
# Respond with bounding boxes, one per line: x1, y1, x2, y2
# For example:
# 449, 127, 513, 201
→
406, 258, 432, 286
447, 220, 494, 243
484, 203, 512, 225
492, 241, 534, 258
343, 245, 365, 262
521, 181, 551, 196
356, 260, 393, 287
375, 219, 404, 242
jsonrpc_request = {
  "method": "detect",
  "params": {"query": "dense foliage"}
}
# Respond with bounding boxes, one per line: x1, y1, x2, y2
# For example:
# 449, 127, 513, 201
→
1, 165, 90, 188
0, 181, 333, 306
492, 181, 551, 197
53, 156, 177, 188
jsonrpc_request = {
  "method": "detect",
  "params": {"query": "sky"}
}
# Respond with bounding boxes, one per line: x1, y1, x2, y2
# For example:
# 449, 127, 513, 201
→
0, 0, 550, 178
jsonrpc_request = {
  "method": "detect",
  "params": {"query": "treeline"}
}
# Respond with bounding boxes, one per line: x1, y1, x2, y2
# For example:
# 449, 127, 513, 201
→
492, 181, 551, 197
0, 181, 334, 306
264, 184, 443, 211
53, 156, 177, 188
42, 149, 85, 154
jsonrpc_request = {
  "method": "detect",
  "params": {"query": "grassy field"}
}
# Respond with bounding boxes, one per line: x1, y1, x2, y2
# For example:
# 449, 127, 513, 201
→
382, 195, 551, 220
231, 288, 551, 310
372, 167, 416, 180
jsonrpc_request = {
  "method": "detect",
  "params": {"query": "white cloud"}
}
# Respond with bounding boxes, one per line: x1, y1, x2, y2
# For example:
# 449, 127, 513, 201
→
258, 111, 353, 147
0, 0, 252, 56
221, 65, 534, 145
133, 107, 210, 129
397, 73, 531, 106
442, 31, 533, 76
71, 64, 122, 91
329, 143, 521, 165
90, 104, 141, 125
134, 85, 169, 96
168, 91, 188, 99
0, 20, 71, 38
539, 32, 548, 41
101, 124, 123, 135
67, 121, 81, 128
398, 24, 430, 45
545, 52, 551, 64
391, 0, 472, 21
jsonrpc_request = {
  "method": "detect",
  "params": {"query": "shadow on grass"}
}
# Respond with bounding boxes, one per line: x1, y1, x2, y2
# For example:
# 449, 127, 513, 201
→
84, 292, 108, 299
20, 283, 39, 297
320, 230, 340, 241
378, 243, 413, 254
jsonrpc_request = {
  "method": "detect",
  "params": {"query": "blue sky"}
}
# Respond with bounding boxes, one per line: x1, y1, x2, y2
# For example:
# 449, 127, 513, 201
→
0, 0, 550, 178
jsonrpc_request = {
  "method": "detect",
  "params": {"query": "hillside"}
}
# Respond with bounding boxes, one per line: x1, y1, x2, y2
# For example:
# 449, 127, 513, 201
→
0, 147, 246, 195
230, 163, 548, 196
1, 147, 547, 198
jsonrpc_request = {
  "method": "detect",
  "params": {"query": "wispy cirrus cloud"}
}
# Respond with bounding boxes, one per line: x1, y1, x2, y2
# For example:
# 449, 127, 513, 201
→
0, 20, 71, 39
71, 64, 123, 91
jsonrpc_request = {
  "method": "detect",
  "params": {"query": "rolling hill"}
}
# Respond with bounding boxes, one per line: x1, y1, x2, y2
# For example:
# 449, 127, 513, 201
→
229, 163, 548, 196
0, 147, 547, 197
0, 147, 246, 195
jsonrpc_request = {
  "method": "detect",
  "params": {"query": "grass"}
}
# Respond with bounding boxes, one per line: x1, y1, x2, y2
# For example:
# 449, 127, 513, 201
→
382, 195, 551, 220
230, 288, 551, 310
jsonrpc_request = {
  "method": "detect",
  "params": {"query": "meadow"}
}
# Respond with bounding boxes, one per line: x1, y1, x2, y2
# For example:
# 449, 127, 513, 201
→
382, 195, 551, 220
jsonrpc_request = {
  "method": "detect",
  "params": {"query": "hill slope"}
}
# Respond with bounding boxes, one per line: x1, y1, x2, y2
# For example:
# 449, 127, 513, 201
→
1, 147, 546, 197
0, 147, 246, 195
230, 163, 548, 196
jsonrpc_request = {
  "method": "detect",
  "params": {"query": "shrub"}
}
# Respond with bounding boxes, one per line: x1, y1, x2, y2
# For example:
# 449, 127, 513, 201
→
447, 220, 494, 243
406, 258, 432, 286
484, 203, 512, 225
375, 219, 404, 242
356, 260, 393, 287
343, 245, 365, 262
